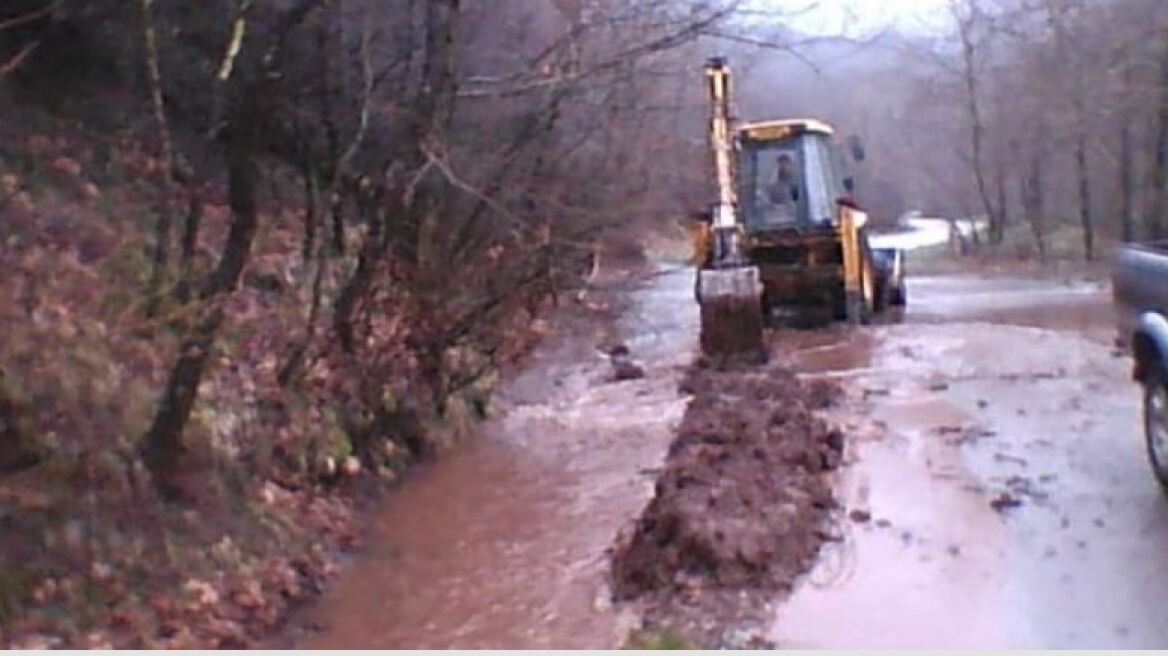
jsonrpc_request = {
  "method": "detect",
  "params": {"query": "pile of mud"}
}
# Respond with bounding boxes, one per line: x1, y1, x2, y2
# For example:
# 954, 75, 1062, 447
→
610, 359, 842, 646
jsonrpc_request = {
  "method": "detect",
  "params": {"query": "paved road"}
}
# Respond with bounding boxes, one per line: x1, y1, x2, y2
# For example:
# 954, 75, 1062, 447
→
771, 272, 1168, 649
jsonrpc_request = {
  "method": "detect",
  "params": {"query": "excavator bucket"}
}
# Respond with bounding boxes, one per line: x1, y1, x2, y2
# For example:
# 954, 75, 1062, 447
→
697, 266, 765, 360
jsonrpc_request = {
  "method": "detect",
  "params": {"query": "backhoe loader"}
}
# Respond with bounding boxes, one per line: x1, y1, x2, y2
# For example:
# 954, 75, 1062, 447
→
694, 57, 895, 358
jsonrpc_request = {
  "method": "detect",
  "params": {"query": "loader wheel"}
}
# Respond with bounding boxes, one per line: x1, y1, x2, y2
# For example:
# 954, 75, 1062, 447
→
859, 266, 876, 324
831, 287, 848, 321
890, 281, 907, 306
873, 278, 889, 314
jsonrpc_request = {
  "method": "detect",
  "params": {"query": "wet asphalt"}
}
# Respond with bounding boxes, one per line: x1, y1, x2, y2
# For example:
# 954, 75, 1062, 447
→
772, 273, 1168, 649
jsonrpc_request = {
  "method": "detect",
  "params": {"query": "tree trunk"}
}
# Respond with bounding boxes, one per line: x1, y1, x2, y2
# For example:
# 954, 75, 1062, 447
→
278, 249, 327, 387
993, 157, 1007, 245
333, 196, 386, 353
138, 308, 224, 498
173, 195, 204, 303
141, 0, 177, 308
1024, 151, 1046, 261
314, 3, 345, 256
1075, 131, 1094, 260
0, 369, 42, 473
1120, 115, 1134, 243
956, 5, 998, 253
140, 101, 260, 498
1146, 27, 1168, 240
301, 165, 319, 263
1120, 54, 1135, 243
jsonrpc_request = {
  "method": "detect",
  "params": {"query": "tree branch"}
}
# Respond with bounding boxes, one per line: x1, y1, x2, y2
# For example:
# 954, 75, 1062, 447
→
0, 3, 56, 32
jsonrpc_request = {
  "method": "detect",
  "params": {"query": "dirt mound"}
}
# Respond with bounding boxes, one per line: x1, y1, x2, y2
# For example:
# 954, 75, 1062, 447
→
610, 359, 843, 646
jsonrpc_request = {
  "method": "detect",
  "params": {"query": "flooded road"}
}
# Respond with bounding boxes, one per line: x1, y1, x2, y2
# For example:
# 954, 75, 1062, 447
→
293, 264, 1167, 649
772, 273, 1168, 649
297, 268, 697, 649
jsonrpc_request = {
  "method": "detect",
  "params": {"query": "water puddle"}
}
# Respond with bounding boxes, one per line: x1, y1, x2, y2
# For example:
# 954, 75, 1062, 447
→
771, 394, 1016, 648
771, 316, 1021, 648
905, 275, 1114, 343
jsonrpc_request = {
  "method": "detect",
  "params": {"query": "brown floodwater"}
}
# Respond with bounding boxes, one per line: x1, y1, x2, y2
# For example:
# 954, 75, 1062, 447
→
293, 267, 698, 649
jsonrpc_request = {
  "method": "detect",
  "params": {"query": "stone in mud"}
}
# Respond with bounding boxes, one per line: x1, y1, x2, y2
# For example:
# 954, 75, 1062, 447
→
993, 452, 1028, 467
990, 492, 1023, 512
806, 379, 841, 409
608, 343, 631, 358
612, 360, 646, 381
825, 429, 845, 453
848, 509, 872, 523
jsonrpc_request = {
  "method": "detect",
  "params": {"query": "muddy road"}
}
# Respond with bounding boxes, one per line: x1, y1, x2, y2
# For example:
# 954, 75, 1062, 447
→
773, 273, 1168, 649
292, 264, 1166, 649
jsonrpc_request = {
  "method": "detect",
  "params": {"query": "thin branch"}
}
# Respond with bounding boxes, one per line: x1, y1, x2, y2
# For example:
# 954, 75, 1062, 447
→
141, 0, 175, 178
459, 5, 736, 99
420, 142, 530, 232
217, 0, 255, 82
0, 3, 56, 32
699, 29, 822, 73
331, 9, 374, 191
0, 40, 38, 80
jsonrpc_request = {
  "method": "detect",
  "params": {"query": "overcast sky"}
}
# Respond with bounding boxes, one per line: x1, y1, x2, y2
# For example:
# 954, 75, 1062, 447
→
775, 0, 950, 36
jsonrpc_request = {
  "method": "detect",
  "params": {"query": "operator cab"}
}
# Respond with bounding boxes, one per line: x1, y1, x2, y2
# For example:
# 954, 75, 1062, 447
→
736, 119, 855, 234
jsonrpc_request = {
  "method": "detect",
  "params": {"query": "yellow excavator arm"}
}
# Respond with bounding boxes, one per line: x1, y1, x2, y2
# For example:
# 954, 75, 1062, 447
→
694, 57, 765, 360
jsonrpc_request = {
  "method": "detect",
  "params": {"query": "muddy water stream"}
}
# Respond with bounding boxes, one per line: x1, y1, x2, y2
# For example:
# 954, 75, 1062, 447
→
298, 268, 697, 649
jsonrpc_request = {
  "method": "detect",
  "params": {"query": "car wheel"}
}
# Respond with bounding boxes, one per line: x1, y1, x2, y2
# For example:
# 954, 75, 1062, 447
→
873, 277, 889, 313
831, 287, 848, 321
1143, 370, 1168, 495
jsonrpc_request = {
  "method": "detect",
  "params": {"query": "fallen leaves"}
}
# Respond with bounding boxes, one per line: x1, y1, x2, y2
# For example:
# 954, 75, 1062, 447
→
50, 157, 82, 178
4, 478, 356, 649
90, 562, 113, 583
232, 579, 265, 610
183, 578, 220, 609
